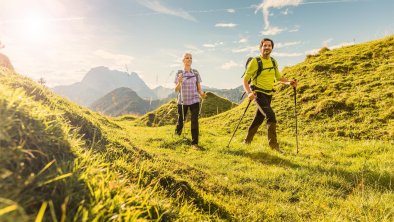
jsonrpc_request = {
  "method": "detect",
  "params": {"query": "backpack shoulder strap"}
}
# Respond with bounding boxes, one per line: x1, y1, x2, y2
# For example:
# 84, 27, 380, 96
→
191, 69, 199, 90
252, 57, 263, 81
270, 57, 277, 69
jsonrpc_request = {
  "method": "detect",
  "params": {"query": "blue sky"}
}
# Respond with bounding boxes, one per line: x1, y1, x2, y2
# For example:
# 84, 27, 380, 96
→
0, 0, 393, 89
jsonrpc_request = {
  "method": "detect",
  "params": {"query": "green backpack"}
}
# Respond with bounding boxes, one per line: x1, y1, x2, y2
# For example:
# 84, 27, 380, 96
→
239, 57, 277, 100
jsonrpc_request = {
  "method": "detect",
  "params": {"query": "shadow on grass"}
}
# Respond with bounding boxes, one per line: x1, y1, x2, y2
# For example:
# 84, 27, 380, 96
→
245, 151, 301, 169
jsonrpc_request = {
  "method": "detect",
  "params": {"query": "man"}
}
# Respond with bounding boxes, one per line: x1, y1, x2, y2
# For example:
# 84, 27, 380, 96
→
175, 52, 206, 150
243, 38, 297, 152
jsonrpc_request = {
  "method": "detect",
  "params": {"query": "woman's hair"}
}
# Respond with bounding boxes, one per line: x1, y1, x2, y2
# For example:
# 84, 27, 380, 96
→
260, 38, 274, 49
183, 52, 192, 60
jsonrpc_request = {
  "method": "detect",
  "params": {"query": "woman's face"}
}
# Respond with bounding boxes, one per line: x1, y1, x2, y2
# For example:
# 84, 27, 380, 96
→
183, 54, 192, 66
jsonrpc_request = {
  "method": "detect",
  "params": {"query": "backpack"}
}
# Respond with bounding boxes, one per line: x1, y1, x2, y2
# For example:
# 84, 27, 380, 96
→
241, 56, 277, 83
177, 69, 199, 90
239, 57, 277, 100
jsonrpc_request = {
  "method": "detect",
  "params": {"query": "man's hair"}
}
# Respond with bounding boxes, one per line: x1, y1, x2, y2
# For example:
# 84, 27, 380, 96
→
260, 38, 274, 49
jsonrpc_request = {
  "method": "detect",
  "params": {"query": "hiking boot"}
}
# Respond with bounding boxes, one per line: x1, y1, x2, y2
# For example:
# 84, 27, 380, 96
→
243, 126, 259, 144
191, 144, 201, 150
267, 122, 282, 153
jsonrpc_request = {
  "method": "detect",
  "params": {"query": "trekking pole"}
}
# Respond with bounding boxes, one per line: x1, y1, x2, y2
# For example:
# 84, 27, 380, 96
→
293, 85, 299, 154
179, 80, 185, 138
227, 100, 252, 148
239, 91, 246, 101
199, 91, 206, 116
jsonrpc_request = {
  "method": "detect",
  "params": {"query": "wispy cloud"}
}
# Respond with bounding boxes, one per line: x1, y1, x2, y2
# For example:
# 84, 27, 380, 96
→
94, 50, 134, 66
137, 0, 197, 22
239, 37, 248, 43
227, 9, 236, 13
272, 52, 303, 57
232, 46, 258, 54
256, 0, 358, 35
261, 26, 286, 35
322, 38, 333, 47
288, 25, 300, 32
203, 42, 224, 48
215, 23, 237, 28
221, 60, 242, 70
256, 0, 303, 31
276, 41, 302, 48
305, 41, 355, 55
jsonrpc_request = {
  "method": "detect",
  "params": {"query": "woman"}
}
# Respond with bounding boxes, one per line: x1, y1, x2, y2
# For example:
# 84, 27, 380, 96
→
175, 53, 206, 150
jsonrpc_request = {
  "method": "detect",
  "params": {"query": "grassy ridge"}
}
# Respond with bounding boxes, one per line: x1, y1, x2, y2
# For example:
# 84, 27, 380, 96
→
202, 36, 393, 141
0, 68, 220, 221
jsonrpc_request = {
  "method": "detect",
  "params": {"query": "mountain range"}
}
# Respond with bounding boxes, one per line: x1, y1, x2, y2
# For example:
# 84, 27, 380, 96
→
52, 66, 173, 107
52, 66, 244, 116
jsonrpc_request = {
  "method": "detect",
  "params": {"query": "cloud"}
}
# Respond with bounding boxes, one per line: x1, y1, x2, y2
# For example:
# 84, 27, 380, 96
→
203, 42, 224, 48
215, 23, 237, 28
322, 38, 333, 47
261, 26, 285, 35
276, 41, 301, 48
137, 0, 197, 22
256, 0, 303, 29
239, 37, 248, 43
255, 0, 303, 35
305, 41, 355, 55
272, 52, 303, 57
94, 50, 134, 66
232, 46, 258, 54
221, 60, 242, 70
227, 9, 236, 13
288, 25, 300, 32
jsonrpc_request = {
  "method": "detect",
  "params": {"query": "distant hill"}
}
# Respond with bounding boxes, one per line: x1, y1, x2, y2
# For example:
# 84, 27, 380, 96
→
205, 85, 244, 104
52, 66, 157, 107
203, 35, 394, 140
90, 87, 169, 116
136, 92, 237, 126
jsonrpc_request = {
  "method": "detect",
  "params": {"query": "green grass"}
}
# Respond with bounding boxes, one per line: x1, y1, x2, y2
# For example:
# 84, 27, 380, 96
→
1, 35, 394, 221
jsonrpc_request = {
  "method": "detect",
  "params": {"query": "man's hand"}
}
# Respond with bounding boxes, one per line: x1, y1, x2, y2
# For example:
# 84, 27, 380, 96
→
290, 79, 298, 88
200, 92, 207, 99
247, 92, 256, 101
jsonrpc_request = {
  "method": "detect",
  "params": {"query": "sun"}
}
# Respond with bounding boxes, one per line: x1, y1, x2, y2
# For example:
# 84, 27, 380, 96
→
24, 14, 51, 43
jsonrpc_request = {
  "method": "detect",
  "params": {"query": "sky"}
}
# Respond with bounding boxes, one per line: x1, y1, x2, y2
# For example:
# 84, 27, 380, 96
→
0, 0, 393, 89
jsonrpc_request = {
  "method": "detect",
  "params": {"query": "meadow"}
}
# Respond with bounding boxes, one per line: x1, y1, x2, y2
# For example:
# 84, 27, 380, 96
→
0, 36, 393, 221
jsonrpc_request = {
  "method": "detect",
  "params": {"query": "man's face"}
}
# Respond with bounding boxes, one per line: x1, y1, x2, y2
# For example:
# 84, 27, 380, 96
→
260, 41, 273, 56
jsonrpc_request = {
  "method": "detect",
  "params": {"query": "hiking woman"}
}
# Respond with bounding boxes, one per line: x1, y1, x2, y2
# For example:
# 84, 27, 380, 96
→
175, 53, 206, 150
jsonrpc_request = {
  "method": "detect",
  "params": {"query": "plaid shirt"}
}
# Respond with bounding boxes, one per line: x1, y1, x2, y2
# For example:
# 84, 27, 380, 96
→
175, 69, 202, 105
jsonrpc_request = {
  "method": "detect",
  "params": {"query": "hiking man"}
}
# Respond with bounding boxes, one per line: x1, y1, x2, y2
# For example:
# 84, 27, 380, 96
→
175, 53, 206, 150
243, 38, 297, 152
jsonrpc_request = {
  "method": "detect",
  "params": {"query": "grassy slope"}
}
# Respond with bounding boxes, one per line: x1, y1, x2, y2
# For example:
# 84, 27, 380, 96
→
277, 36, 394, 140
0, 68, 218, 221
1, 36, 393, 221
201, 36, 393, 141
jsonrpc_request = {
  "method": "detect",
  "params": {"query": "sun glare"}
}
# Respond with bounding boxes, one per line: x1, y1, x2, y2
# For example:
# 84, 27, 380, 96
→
24, 15, 51, 42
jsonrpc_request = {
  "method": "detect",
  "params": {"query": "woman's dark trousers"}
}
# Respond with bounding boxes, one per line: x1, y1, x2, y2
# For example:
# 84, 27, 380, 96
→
175, 102, 200, 145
